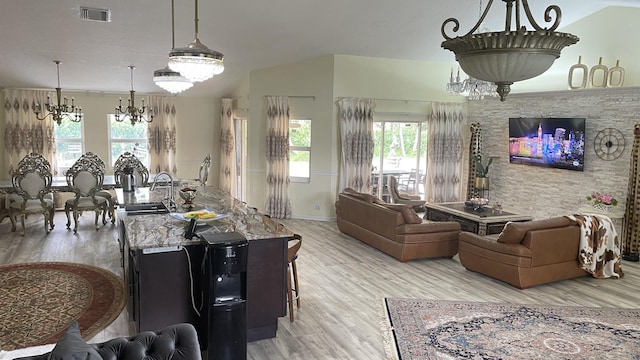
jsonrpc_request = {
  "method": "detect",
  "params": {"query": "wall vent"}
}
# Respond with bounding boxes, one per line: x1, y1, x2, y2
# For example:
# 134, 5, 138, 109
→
80, 7, 111, 22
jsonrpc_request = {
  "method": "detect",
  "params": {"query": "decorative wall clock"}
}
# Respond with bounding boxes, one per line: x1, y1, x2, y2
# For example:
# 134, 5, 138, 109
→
594, 127, 625, 160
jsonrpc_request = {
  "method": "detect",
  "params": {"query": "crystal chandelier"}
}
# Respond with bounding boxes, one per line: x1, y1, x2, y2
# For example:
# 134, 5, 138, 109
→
441, 0, 579, 101
447, 67, 498, 101
34, 60, 82, 126
115, 66, 153, 126
168, 0, 224, 82
154, 0, 193, 94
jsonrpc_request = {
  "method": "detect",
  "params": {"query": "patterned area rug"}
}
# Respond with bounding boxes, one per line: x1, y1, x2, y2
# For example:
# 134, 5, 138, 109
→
0, 262, 125, 351
383, 298, 640, 359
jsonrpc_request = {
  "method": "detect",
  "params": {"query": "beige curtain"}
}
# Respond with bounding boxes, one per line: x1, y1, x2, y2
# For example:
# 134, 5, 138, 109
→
148, 96, 177, 175
219, 98, 237, 196
265, 96, 291, 219
2, 89, 57, 175
337, 98, 375, 193
425, 102, 464, 203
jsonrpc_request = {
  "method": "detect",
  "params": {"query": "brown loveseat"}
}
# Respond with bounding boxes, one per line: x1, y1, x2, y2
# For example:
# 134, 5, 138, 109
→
458, 216, 588, 289
335, 189, 460, 262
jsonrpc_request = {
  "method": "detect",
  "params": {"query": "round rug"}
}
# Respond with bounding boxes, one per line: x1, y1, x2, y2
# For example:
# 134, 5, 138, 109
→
0, 262, 126, 351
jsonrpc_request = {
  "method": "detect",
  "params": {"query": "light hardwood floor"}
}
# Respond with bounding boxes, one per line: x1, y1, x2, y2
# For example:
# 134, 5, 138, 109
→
1, 212, 639, 359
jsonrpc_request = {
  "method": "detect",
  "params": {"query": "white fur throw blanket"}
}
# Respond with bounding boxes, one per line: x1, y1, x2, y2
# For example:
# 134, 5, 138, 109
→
566, 214, 624, 279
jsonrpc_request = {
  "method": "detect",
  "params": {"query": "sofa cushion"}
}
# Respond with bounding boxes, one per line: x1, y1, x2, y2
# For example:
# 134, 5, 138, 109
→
497, 217, 574, 244
49, 321, 102, 360
382, 204, 422, 224
397, 220, 461, 235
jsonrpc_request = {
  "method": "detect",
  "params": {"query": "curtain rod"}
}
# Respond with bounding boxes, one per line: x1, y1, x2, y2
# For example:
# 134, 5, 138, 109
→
264, 95, 316, 100
338, 97, 431, 104
375, 111, 429, 116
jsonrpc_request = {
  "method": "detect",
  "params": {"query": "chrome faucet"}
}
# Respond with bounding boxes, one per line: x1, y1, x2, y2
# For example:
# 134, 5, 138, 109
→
151, 171, 176, 211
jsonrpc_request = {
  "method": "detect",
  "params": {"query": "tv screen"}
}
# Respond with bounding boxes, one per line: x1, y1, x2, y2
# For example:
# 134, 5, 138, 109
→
509, 117, 586, 171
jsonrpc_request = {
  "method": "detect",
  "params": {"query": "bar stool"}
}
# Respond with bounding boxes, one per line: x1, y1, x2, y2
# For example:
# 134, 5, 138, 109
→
287, 234, 302, 322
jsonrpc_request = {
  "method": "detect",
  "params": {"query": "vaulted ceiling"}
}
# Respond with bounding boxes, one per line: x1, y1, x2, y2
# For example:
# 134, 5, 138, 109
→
1, 0, 638, 98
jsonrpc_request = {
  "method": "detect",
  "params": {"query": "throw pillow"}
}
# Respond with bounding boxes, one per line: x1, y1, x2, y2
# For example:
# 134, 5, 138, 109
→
383, 204, 422, 224
48, 321, 102, 360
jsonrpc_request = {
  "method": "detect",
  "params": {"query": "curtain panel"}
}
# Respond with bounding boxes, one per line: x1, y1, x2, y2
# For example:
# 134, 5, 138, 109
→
264, 96, 292, 219
425, 102, 464, 203
2, 89, 57, 175
337, 98, 375, 193
622, 124, 640, 259
219, 98, 237, 196
147, 96, 177, 175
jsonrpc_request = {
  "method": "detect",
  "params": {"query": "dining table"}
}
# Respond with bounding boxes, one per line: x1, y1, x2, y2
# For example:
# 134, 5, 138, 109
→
0, 175, 185, 193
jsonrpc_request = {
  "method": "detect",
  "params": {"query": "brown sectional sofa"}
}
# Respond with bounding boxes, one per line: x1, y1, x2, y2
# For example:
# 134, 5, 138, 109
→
458, 216, 588, 289
335, 189, 461, 262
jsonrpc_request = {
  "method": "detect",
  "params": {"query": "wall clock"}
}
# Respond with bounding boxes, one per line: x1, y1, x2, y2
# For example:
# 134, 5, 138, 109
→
594, 127, 625, 160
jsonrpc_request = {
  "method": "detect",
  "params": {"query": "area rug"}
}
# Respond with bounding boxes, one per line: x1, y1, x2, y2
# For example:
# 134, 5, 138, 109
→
383, 298, 640, 359
0, 262, 126, 351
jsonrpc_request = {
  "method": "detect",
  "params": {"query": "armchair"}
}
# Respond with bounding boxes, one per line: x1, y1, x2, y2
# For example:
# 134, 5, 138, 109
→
114, 151, 150, 187
64, 156, 109, 232
9, 153, 55, 236
13, 322, 201, 360
388, 175, 425, 211
198, 154, 211, 186
79, 152, 116, 223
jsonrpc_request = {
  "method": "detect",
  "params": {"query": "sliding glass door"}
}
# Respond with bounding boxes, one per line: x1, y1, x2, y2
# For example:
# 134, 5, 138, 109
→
372, 121, 427, 200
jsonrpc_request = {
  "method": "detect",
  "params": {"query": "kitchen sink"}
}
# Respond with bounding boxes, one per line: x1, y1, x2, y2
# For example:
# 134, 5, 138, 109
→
125, 202, 169, 215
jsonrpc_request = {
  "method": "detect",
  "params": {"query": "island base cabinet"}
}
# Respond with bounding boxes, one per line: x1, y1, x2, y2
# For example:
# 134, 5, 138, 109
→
125, 238, 287, 342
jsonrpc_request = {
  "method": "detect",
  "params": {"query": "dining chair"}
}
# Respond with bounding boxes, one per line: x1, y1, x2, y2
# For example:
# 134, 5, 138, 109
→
287, 234, 302, 322
198, 154, 211, 186
9, 153, 55, 236
78, 152, 116, 223
64, 156, 109, 233
114, 151, 150, 187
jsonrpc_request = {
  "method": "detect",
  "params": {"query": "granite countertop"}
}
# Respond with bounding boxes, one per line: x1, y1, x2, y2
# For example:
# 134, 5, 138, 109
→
119, 186, 293, 250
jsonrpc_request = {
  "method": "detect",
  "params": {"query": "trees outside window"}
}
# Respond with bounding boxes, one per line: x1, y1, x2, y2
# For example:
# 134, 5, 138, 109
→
108, 114, 149, 169
289, 118, 311, 182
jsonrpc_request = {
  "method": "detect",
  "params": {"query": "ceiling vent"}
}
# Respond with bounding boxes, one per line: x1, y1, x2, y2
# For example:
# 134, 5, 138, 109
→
80, 7, 111, 22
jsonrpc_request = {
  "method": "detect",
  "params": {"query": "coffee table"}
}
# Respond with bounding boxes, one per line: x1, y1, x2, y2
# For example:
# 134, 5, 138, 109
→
425, 202, 532, 236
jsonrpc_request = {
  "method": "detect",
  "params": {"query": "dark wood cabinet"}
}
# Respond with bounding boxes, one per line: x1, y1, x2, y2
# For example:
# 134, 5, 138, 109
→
120, 220, 288, 342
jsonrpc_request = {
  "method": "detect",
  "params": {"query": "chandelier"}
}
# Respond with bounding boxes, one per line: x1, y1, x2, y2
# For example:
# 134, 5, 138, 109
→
115, 66, 153, 126
168, 0, 224, 82
447, 67, 498, 100
441, 0, 579, 101
154, 0, 193, 94
34, 60, 82, 126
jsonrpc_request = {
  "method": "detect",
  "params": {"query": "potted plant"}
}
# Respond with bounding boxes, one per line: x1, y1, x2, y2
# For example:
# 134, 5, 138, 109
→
473, 155, 493, 190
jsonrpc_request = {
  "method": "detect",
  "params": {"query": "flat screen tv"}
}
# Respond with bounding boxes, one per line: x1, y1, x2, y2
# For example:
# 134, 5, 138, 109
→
508, 117, 586, 171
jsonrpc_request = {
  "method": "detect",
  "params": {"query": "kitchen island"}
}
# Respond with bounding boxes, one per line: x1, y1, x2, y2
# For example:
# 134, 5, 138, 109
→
117, 186, 293, 342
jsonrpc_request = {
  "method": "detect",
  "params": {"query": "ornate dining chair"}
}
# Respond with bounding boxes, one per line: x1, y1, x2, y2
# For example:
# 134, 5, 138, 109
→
287, 234, 302, 322
79, 152, 116, 223
114, 151, 150, 188
198, 154, 211, 186
9, 153, 55, 236
64, 156, 109, 233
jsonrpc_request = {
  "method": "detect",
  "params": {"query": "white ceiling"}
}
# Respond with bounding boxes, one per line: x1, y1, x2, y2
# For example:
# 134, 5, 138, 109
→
1, 0, 638, 98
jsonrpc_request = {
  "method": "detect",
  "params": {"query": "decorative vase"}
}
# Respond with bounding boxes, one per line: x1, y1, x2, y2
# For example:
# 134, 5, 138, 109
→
593, 203, 613, 213
474, 177, 490, 190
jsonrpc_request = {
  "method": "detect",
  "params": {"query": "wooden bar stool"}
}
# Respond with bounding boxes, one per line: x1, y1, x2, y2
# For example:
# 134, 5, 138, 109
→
287, 234, 302, 322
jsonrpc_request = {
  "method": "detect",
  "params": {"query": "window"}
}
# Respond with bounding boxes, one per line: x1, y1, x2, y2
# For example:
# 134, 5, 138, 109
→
289, 118, 311, 182
372, 121, 427, 199
54, 119, 84, 175
108, 114, 149, 169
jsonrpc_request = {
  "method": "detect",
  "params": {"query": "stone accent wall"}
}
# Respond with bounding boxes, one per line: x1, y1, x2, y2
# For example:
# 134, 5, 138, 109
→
467, 87, 640, 223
